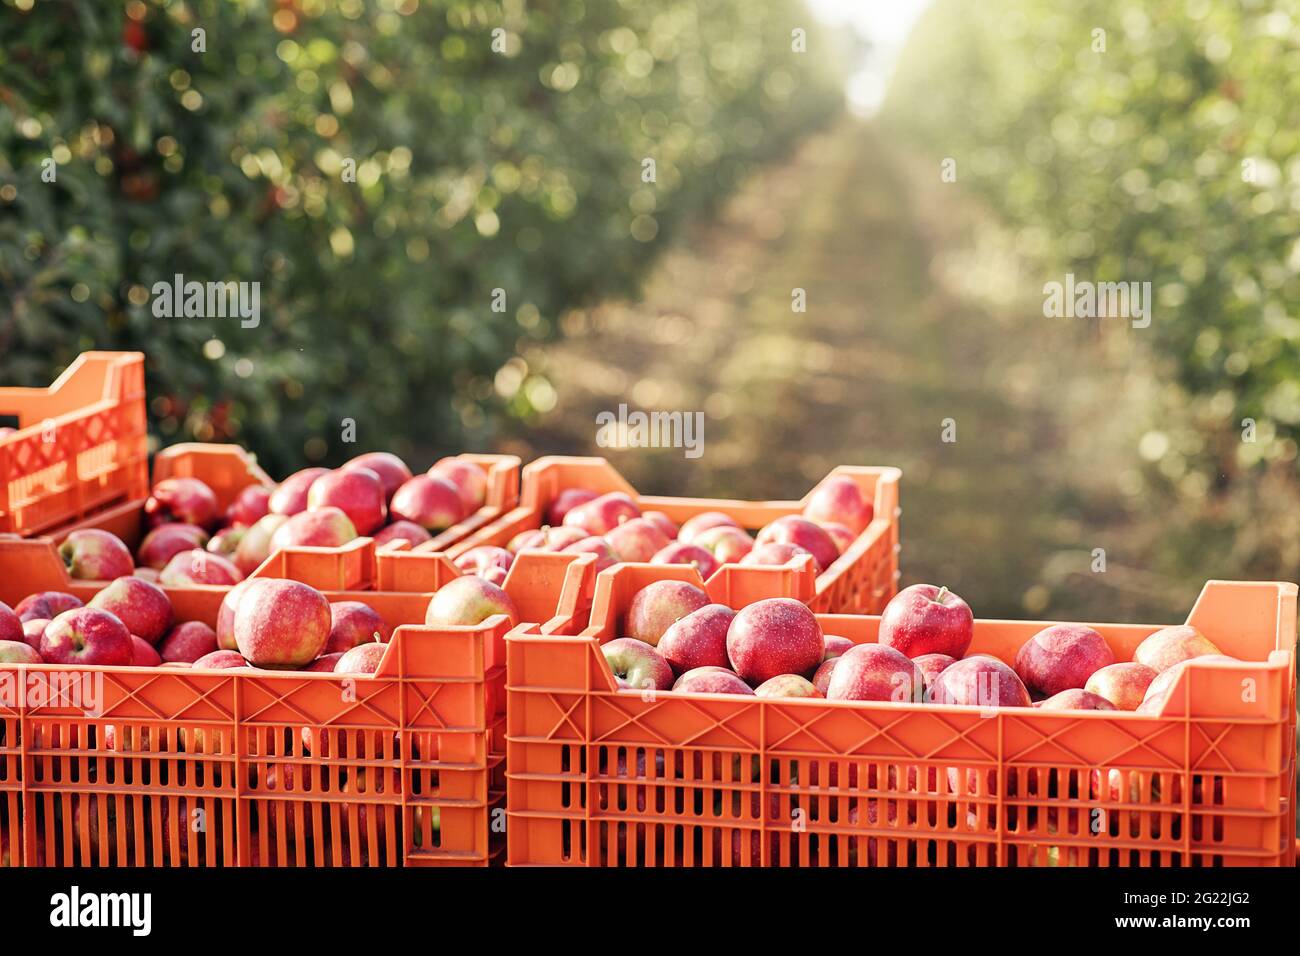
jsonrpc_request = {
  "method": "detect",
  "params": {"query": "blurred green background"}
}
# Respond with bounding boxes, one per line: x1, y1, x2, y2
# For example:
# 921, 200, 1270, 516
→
1, 0, 843, 460
3, 0, 1299, 621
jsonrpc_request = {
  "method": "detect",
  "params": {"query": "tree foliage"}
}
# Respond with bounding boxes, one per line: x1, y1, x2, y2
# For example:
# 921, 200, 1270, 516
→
886, 0, 1300, 488
0, 0, 841, 473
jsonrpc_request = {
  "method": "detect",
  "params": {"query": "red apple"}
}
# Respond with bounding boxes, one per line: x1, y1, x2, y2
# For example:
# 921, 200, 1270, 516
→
225, 484, 272, 527
817, 522, 857, 555
335, 770, 393, 863
849, 801, 904, 866
1037, 689, 1116, 711
878, 584, 975, 659
0, 640, 41, 664
651, 542, 719, 580
642, 511, 678, 540
605, 517, 671, 562
428, 459, 489, 513
932, 657, 1032, 708
454, 546, 514, 587
372, 520, 433, 548
1132, 625, 1221, 674
602, 637, 674, 691
335, 641, 387, 675
271, 506, 357, 550
563, 492, 641, 535
159, 549, 242, 586
545, 488, 599, 527
802, 475, 874, 535
270, 467, 329, 516
755, 674, 822, 698
726, 598, 824, 686
822, 635, 854, 660
304, 652, 345, 673
216, 579, 253, 651
134, 567, 161, 583
101, 723, 154, 752
40, 607, 133, 666
811, 657, 840, 695
1137, 654, 1237, 714
390, 475, 464, 531
130, 635, 162, 667
692, 525, 755, 564
233, 578, 331, 669
70, 793, 127, 860
20, 618, 50, 652
678, 512, 741, 545
507, 528, 546, 552
754, 516, 839, 572
560, 535, 619, 573
1014, 623, 1115, 697
912, 653, 957, 694
68, 784, 191, 862
59, 529, 134, 580
825, 644, 922, 702
1084, 662, 1156, 711
325, 601, 390, 654
88, 576, 173, 643
156, 798, 196, 864
14, 591, 82, 622
234, 513, 288, 574
546, 526, 594, 550
672, 666, 754, 695
307, 466, 387, 535
193, 649, 251, 670
424, 575, 520, 627
346, 452, 413, 501
657, 604, 736, 674
145, 477, 220, 530
158, 621, 219, 664
601, 750, 660, 817
740, 541, 813, 568
0, 601, 21, 644
509, 525, 587, 553
137, 522, 209, 569
623, 580, 711, 647
1086, 767, 1154, 804
205, 526, 245, 559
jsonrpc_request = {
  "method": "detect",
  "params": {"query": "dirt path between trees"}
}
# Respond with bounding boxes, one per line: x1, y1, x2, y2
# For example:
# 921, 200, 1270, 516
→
508, 118, 1191, 621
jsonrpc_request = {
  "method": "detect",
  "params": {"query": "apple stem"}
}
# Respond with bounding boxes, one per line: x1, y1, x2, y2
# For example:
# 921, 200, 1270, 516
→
935, 586, 949, 605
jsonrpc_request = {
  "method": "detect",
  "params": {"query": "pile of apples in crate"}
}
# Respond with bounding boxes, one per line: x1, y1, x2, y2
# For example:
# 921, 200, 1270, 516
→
140, 450, 490, 581
495, 474, 872, 575
0, 451, 521, 675
605, 580, 1233, 714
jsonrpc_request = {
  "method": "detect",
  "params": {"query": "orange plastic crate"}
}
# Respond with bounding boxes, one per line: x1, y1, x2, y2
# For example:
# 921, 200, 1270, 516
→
505, 563, 1297, 867
46, 443, 521, 581
0, 535, 595, 867
44, 441, 273, 560
452, 455, 901, 614
532, 549, 821, 640
0, 352, 148, 536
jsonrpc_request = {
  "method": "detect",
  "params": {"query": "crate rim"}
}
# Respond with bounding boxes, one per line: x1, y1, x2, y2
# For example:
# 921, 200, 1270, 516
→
508, 576, 1297, 722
